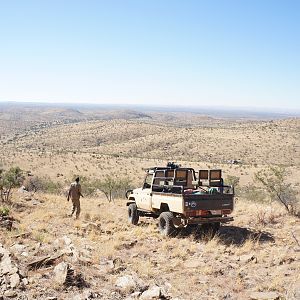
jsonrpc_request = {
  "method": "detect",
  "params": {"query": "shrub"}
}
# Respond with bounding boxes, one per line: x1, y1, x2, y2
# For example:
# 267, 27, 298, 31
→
0, 206, 9, 216
23, 175, 62, 194
225, 175, 240, 187
225, 175, 241, 195
94, 176, 133, 202
255, 166, 299, 216
240, 183, 267, 203
0, 166, 24, 202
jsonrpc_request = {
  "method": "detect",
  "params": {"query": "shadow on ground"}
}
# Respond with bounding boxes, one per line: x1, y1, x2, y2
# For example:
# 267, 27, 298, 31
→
177, 225, 275, 245
218, 225, 275, 245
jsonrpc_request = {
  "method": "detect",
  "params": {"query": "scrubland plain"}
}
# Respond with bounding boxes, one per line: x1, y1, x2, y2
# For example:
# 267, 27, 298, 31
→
0, 105, 299, 299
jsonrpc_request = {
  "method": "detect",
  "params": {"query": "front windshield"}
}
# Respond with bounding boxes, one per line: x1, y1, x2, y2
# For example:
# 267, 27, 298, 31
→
143, 174, 153, 189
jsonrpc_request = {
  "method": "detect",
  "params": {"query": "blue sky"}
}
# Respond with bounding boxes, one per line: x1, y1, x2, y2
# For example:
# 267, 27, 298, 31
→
0, 0, 299, 109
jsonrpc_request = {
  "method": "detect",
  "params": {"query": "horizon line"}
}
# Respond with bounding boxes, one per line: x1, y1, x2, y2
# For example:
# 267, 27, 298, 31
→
0, 100, 300, 115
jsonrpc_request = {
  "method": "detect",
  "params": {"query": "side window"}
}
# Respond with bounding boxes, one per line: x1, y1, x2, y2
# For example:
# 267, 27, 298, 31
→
143, 174, 153, 189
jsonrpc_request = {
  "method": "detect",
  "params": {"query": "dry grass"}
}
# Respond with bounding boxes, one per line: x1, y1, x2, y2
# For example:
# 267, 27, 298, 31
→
0, 110, 299, 299
1, 191, 299, 299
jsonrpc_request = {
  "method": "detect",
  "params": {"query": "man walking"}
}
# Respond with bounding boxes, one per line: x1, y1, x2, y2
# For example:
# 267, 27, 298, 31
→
67, 177, 83, 219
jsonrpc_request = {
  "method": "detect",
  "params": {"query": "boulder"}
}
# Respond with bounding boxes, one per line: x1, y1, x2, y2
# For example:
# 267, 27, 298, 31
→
9, 273, 20, 288
116, 274, 146, 294
0, 245, 18, 276
53, 262, 69, 285
140, 286, 163, 299
98, 258, 115, 274
115, 275, 137, 292
10, 244, 26, 254
3, 290, 17, 298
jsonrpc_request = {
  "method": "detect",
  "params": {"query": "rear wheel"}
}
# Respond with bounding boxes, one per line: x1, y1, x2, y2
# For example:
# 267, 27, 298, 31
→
128, 203, 139, 225
158, 212, 177, 237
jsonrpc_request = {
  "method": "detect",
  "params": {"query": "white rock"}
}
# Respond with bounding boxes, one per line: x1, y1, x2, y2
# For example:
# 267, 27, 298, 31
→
53, 262, 69, 285
115, 275, 138, 292
3, 290, 17, 298
140, 286, 162, 299
98, 258, 114, 273
10, 244, 26, 254
62, 236, 72, 246
0, 255, 18, 276
53, 236, 72, 249
9, 273, 20, 288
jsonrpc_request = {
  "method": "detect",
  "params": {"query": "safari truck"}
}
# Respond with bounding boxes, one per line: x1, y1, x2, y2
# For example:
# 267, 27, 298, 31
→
126, 162, 234, 236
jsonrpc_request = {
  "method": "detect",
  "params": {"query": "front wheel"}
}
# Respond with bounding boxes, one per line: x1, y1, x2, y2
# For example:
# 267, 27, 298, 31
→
158, 212, 177, 237
128, 203, 139, 225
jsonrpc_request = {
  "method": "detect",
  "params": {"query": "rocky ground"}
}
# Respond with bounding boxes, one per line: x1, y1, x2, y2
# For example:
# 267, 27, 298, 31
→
0, 190, 299, 300
0, 109, 299, 299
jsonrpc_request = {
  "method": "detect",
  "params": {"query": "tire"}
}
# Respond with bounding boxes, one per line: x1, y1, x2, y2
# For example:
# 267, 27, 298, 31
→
158, 212, 177, 237
128, 203, 139, 225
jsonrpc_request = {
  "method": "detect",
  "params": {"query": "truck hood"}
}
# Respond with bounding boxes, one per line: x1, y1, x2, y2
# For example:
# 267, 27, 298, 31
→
132, 188, 143, 194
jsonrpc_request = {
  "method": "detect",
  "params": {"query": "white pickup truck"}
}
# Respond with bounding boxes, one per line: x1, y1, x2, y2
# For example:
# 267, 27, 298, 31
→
126, 163, 234, 236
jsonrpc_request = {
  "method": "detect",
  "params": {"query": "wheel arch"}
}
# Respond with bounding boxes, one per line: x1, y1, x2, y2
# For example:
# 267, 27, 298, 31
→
159, 203, 170, 212
126, 198, 135, 206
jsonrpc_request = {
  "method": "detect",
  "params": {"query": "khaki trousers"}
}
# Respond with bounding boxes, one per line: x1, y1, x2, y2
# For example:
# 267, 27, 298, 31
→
71, 198, 81, 218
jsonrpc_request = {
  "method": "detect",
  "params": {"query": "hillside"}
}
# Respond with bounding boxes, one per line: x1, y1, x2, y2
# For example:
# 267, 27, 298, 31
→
0, 105, 299, 300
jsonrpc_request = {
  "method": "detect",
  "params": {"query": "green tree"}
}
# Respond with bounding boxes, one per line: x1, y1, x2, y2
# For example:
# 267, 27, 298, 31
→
96, 176, 133, 202
0, 167, 23, 202
225, 175, 240, 188
225, 175, 240, 196
255, 166, 299, 215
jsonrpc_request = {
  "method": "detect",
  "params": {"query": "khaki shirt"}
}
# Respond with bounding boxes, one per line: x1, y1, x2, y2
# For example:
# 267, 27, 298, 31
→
68, 182, 82, 200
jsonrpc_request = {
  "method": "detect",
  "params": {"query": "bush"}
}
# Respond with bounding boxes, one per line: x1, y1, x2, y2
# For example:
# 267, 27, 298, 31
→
225, 175, 241, 195
0, 166, 24, 202
255, 166, 299, 216
93, 176, 133, 202
0, 206, 9, 216
23, 175, 62, 194
225, 175, 240, 187
240, 183, 267, 203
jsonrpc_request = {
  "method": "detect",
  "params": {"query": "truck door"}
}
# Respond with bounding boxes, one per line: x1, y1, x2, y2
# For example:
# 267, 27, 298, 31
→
139, 173, 153, 211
